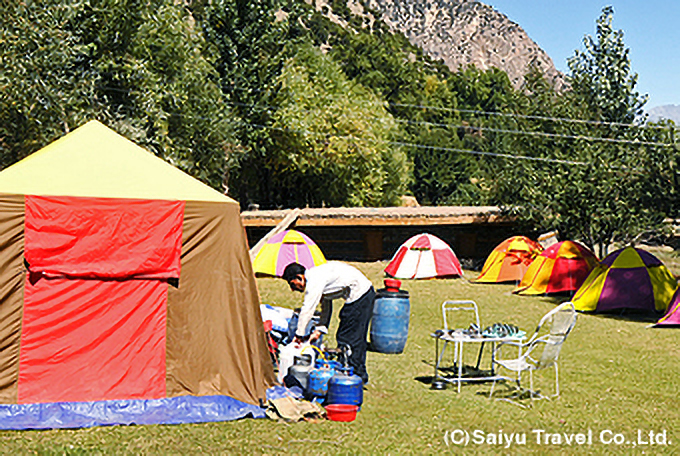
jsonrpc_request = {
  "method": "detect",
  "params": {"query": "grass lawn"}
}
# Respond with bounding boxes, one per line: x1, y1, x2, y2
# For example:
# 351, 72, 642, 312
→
1, 258, 678, 454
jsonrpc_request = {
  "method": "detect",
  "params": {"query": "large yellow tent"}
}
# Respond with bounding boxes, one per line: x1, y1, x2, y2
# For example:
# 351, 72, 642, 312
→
0, 120, 274, 429
0, 121, 226, 201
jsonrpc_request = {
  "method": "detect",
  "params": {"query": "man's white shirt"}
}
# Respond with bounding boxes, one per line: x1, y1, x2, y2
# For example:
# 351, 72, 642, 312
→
295, 262, 372, 337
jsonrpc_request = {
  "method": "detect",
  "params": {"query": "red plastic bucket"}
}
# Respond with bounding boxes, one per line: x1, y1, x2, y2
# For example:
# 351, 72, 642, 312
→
325, 404, 358, 422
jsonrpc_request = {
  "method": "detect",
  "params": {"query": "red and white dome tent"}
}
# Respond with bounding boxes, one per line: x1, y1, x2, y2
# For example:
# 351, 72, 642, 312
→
385, 233, 464, 279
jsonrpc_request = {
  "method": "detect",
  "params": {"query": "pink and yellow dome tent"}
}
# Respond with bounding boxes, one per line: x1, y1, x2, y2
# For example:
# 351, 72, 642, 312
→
514, 240, 599, 295
385, 233, 463, 279
474, 236, 543, 283
252, 230, 326, 277
0, 121, 275, 429
573, 246, 677, 313
654, 288, 680, 326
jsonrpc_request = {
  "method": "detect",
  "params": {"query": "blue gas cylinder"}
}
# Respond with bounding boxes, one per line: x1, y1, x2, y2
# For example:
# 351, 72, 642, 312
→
327, 367, 363, 407
306, 360, 338, 398
370, 280, 410, 354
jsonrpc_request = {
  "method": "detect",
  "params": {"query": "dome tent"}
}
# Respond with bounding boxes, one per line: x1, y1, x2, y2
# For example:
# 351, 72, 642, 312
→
572, 246, 677, 313
654, 288, 680, 326
514, 240, 599, 295
474, 236, 543, 283
385, 233, 463, 279
252, 229, 326, 277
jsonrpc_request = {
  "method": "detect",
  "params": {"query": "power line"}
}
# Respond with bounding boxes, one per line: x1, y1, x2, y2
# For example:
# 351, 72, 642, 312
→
387, 141, 589, 166
239, 121, 592, 167
389, 102, 667, 130
242, 121, 663, 174
221, 85, 670, 131
100, 84, 671, 134
394, 118, 675, 147
93, 85, 678, 148
219, 99, 677, 147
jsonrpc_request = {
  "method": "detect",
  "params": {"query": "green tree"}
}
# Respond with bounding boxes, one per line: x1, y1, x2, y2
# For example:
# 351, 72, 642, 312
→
567, 6, 647, 124
270, 45, 409, 207
202, 0, 311, 207
492, 7, 672, 257
202, 1, 416, 208
0, 0, 236, 189
319, 12, 497, 206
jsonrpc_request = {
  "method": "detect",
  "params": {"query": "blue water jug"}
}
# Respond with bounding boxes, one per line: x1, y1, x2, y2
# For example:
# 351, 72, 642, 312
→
327, 367, 363, 407
370, 280, 410, 354
306, 360, 339, 399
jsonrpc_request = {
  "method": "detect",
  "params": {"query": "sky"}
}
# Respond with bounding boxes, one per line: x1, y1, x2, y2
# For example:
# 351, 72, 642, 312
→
486, 1, 680, 109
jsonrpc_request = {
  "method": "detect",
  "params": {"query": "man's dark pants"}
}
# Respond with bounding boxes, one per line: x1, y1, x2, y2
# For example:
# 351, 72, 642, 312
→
336, 286, 375, 384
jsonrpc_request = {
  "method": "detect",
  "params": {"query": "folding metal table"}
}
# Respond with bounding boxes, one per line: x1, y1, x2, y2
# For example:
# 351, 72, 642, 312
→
431, 331, 525, 393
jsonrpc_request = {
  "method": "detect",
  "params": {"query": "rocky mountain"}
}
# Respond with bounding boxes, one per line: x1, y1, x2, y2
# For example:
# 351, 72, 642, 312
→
312, 0, 566, 90
366, 0, 565, 89
647, 105, 680, 124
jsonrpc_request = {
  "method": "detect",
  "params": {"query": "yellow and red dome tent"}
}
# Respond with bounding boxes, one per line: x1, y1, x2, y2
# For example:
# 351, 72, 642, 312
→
474, 236, 543, 283
573, 246, 677, 313
252, 230, 326, 277
514, 240, 599, 295
0, 121, 274, 429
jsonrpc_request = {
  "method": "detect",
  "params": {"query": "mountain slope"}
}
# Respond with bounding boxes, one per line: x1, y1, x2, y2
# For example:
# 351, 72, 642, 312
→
648, 105, 680, 124
333, 0, 566, 90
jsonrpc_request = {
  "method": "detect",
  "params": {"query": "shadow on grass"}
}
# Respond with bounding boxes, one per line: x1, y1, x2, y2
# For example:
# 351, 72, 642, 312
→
513, 294, 574, 305
415, 364, 497, 388
518, 295, 664, 323
579, 309, 663, 323
415, 375, 433, 386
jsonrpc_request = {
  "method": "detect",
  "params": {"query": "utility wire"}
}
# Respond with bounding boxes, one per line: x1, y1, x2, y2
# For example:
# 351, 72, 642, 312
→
221, 85, 670, 130
389, 103, 667, 130
94, 85, 678, 148
394, 118, 675, 147
100, 84, 671, 133
218, 98, 677, 147
242, 121, 665, 173
218, 99, 677, 147
387, 141, 589, 166
240, 121, 593, 167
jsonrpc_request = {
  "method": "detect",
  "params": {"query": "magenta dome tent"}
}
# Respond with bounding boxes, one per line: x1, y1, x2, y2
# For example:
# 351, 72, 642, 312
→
655, 288, 680, 326
385, 233, 463, 279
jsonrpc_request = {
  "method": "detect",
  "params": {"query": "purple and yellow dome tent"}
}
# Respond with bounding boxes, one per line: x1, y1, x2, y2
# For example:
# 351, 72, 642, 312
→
572, 246, 677, 313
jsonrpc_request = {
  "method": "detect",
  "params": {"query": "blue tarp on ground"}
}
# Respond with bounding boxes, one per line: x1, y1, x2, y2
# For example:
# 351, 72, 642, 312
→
0, 394, 267, 430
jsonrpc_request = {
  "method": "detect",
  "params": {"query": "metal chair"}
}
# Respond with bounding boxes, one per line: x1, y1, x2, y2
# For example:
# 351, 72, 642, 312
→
432, 301, 481, 390
489, 301, 577, 404
441, 300, 480, 333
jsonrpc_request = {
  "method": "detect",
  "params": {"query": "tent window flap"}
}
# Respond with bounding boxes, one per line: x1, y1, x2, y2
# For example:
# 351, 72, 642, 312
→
24, 195, 184, 279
